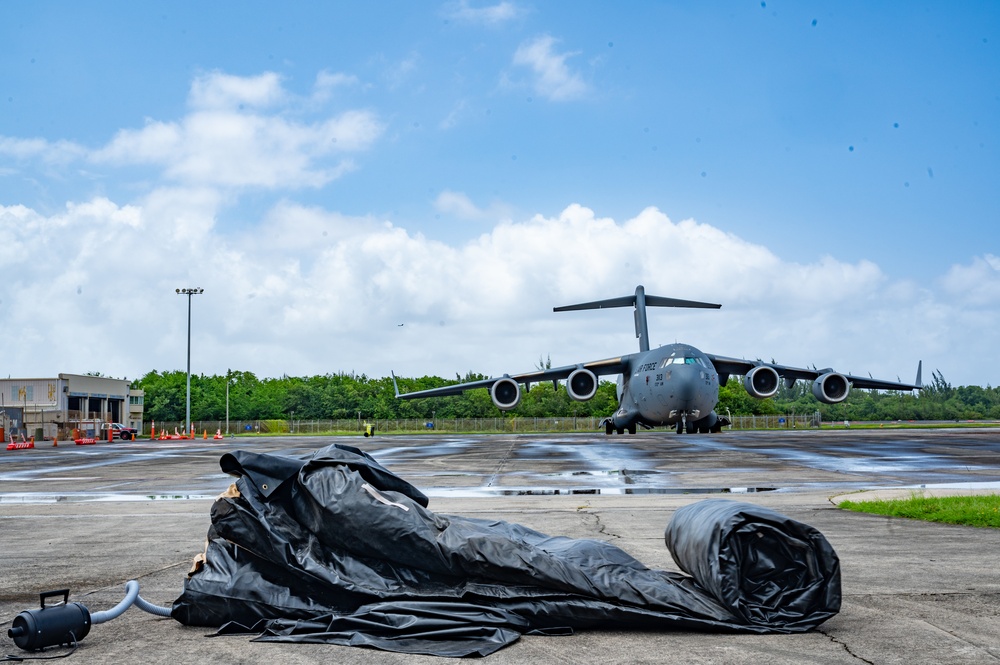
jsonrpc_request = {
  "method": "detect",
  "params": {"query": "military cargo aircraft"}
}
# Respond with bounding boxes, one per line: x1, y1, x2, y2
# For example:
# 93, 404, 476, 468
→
393, 285, 922, 434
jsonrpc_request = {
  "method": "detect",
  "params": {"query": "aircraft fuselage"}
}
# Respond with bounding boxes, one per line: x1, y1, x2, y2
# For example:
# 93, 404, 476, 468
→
611, 343, 721, 433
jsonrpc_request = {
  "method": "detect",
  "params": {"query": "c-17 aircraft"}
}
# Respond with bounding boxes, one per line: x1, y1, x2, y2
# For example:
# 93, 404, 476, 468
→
393, 285, 922, 434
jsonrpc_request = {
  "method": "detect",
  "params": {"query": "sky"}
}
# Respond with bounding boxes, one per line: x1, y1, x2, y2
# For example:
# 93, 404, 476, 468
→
1, 1, 997, 388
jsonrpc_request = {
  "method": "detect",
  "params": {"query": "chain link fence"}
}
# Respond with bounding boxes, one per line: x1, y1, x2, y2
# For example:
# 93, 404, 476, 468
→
148, 412, 825, 436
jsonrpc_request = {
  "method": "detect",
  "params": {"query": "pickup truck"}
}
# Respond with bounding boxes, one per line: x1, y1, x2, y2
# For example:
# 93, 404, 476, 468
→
101, 423, 139, 440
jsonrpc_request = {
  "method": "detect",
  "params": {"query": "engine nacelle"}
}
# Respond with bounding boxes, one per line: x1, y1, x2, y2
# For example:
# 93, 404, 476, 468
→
566, 368, 598, 401
491, 377, 521, 410
743, 366, 780, 399
812, 372, 850, 404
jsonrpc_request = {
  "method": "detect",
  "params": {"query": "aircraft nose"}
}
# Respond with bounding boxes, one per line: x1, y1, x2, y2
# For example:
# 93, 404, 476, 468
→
674, 368, 696, 402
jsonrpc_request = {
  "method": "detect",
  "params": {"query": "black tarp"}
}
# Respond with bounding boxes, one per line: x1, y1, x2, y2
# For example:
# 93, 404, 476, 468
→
172, 444, 840, 657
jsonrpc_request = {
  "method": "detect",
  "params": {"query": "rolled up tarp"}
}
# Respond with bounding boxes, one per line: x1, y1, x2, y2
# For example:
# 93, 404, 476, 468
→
665, 499, 841, 631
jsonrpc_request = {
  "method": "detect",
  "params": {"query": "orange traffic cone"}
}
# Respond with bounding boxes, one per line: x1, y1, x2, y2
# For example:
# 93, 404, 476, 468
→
203, 429, 208, 440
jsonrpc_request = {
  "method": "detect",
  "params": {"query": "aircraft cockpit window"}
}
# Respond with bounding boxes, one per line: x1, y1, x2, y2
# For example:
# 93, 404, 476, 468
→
664, 356, 707, 366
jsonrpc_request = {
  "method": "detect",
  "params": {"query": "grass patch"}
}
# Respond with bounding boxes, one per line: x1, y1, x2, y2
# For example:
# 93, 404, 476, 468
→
839, 493, 1000, 528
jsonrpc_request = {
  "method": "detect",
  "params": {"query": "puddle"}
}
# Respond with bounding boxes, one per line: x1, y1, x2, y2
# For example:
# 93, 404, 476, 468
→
425, 486, 779, 498
899, 481, 1000, 491
0, 492, 218, 504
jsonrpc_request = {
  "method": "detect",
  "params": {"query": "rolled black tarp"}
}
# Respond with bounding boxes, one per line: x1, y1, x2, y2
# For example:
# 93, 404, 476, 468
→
172, 444, 840, 657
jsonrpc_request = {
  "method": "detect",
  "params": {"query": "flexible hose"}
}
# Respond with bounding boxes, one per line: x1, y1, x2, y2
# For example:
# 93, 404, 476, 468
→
91, 580, 173, 623
135, 591, 173, 617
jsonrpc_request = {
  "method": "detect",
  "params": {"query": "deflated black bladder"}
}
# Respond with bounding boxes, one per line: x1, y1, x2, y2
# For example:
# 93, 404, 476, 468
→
171, 444, 840, 657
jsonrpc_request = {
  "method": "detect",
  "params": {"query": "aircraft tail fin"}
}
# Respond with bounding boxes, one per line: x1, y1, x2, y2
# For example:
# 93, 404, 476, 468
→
554, 285, 720, 353
390, 371, 401, 397
915, 360, 923, 389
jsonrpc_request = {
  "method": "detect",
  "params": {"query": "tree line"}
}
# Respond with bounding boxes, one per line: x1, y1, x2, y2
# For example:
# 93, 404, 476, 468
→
136, 368, 999, 423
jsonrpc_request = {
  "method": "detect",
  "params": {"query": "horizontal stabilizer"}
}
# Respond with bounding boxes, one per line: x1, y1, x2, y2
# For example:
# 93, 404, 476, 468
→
554, 295, 637, 312
555, 285, 720, 353
554, 292, 720, 312
645, 295, 721, 310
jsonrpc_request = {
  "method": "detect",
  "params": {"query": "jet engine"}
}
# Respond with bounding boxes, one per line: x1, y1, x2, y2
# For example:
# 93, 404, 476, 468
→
490, 377, 521, 410
566, 368, 598, 401
812, 372, 850, 404
743, 366, 780, 399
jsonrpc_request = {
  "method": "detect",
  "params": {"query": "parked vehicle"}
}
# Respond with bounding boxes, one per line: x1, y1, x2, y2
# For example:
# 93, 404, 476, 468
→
101, 422, 138, 440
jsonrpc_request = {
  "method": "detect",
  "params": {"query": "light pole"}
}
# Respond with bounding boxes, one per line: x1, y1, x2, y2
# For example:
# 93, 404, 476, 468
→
176, 287, 203, 437
226, 371, 236, 435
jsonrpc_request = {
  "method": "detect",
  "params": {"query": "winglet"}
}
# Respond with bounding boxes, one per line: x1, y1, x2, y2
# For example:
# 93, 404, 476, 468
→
915, 360, 922, 389
391, 371, 401, 398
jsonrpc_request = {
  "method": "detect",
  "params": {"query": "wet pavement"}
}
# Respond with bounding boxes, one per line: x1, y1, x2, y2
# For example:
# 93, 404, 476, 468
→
2, 428, 1000, 663
3, 428, 999, 502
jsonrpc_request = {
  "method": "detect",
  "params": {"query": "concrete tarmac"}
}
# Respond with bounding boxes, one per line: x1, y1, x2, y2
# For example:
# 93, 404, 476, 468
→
2, 429, 999, 663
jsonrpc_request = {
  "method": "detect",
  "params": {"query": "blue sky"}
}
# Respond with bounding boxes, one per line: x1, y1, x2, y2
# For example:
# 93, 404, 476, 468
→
2, 1, 997, 387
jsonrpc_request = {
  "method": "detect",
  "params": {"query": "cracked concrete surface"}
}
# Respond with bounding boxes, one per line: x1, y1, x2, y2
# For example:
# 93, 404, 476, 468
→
2, 429, 999, 663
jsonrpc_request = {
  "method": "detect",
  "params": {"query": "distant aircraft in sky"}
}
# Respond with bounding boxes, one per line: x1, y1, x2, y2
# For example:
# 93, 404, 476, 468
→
393, 285, 922, 434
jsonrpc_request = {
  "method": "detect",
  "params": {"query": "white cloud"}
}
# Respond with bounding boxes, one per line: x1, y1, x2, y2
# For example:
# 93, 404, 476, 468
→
941, 254, 1000, 306
92, 73, 383, 189
1, 199, 987, 386
512, 35, 589, 101
0, 136, 87, 164
433, 190, 512, 222
444, 0, 525, 25
439, 100, 468, 130
188, 71, 286, 110
383, 53, 420, 91
312, 71, 361, 104
2, 71, 382, 190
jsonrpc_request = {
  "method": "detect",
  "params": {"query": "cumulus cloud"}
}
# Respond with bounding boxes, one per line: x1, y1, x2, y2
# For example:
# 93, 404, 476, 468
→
91, 72, 383, 189
512, 35, 589, 101
188, 71, 286, 110
0, 199, 977, 385
941, 254, 1000, 306
1, 71, 382, 190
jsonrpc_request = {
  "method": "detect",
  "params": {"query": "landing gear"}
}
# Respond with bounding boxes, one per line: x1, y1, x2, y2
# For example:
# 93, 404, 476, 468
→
676, 414, 688, 434
627, 423, 636, 435
605, 421, 614, 435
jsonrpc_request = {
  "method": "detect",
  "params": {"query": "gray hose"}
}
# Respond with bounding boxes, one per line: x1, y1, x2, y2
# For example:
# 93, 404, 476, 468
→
91, 580, 173, 623
135, 590, 173, 617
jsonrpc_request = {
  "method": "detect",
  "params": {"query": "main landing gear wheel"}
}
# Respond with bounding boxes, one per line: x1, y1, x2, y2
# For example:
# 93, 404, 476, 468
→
605, 421, 614, 435
628, 424, 636, 435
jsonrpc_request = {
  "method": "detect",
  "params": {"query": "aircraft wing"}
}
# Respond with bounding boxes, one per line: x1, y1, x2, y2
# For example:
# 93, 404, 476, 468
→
706, 354, 923, 391
393, 356, 631, 400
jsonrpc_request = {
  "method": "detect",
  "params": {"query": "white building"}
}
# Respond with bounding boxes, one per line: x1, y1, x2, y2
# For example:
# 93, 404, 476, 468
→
0, 373, 144, 440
